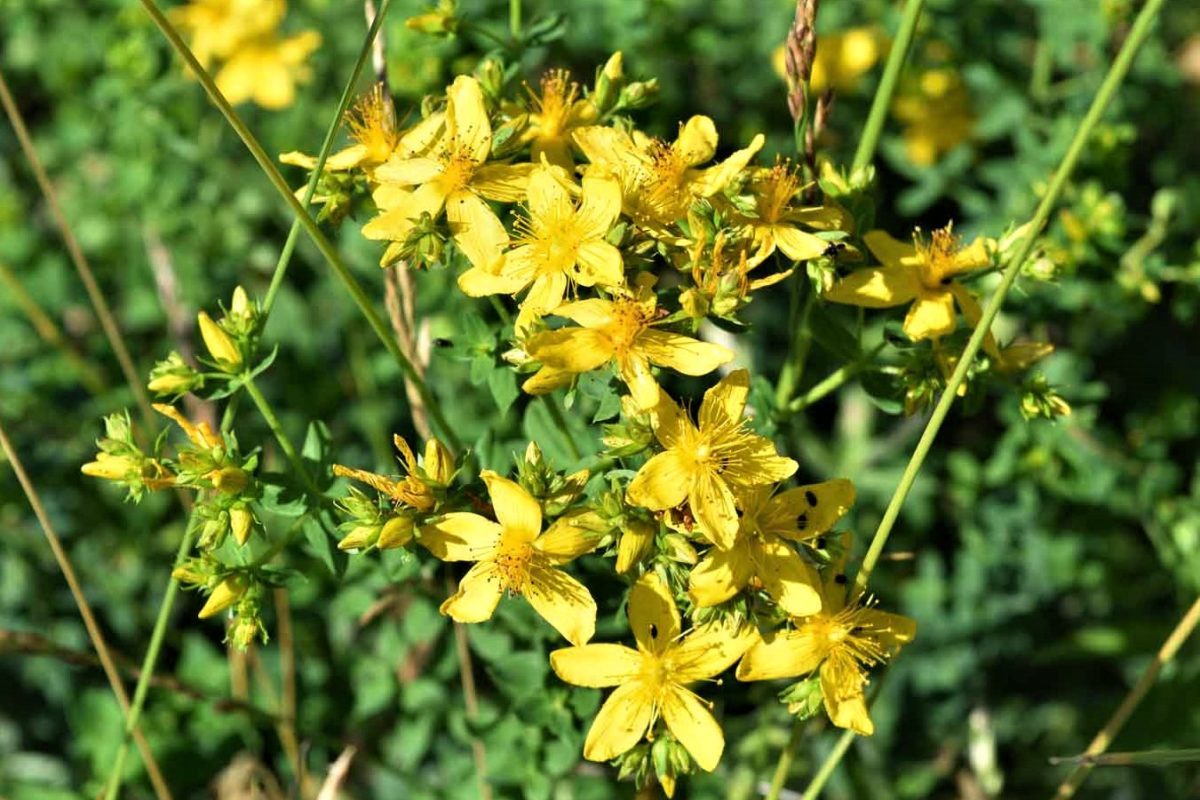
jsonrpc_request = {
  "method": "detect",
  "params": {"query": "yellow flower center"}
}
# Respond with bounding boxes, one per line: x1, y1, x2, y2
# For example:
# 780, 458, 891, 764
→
493, 529, 535, 594
529, 69, 578, 138
640, 139, 690, 220
809, 602, 890, 669
756, 161, 803, 223
441, 148, 479, 193
914, 224, 961, 289
348, 83, 399, 165
519, 206, 586, 277
602, 299, 653, 359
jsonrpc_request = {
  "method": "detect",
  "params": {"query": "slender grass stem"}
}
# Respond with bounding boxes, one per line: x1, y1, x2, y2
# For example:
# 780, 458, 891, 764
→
785, 3, 1168, 795
137, 0, 462, 453
243, 377, 325, 500
103, 520, 197, 800
1053, 595, 1200, 799
0, 422, 173, 800
765, 720, 804, 799
0, 261, 108, 395
850, 0, 925, 172
0, 67, 158, 433
853, 0, 1166, 598
775, 279, 815, 408
798, 729, 855, 800
261, 0, 394, 318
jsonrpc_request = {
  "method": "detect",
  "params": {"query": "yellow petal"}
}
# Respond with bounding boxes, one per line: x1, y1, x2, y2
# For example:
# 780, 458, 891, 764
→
481, 470, 542, 540
447, 191, 509, 273
673, 116, 718, 165
950, 236, 992, 274
689, 473, 739, 550
582, 681, 654, 762
526, 328, 614, 372
859, 609, 918, 651
420, 512, 502, 561
615, 519, 656, 574
397, 111, 446, 158
688, 544, 754, 608
698, 369, 749, 428
525, 563, 597, 645
527, 166, 573, 221
198, 311, 241, 368
636, 329, 733, 376
626, 451, 691, 512
649, 390, 689, 449
375, 156, 444, 186
671, 620, 758, 683
689, 133, 765, 197
769, 479, 856, 540
949, 283, 1002, 359
735, 629, 826, 681
773, 225, 829, 262
578, 171, 622, 234
903, 290, 957, 340
617, 355, 662, 412
661, 685, 724, 771
473, 163, 535, 202
862, 230, 920, 268
536, 511, 605, 564
457, 265, 527, 297
552, 298, 616, 327
550, 644, 643, 687
521, 366, 575, 395
574, 240, 624, 288
440, 561, 504, 623
757, 539, 823, 617
820, 655, 873, 735
725, 436, 798, 486
825, 264, 920, 308
447, 75, 491, 162
628, 572, 681, 654
522, 272, 569, 319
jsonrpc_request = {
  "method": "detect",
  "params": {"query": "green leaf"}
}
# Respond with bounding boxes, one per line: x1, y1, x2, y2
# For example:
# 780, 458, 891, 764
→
488, 366, 519, 413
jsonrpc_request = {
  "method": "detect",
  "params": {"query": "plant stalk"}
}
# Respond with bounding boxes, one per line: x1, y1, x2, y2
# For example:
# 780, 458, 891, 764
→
850, 0, 926, 172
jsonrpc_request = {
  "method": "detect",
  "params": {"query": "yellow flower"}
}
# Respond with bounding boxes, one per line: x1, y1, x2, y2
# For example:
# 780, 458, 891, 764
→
740, 161, 846, 267
522, 287, 733, 411
550, 572, 756, 770
280, 83, 400, 174
423, 471, 599, 644
170, 0, 283, 69
573, 116, 764, 228
334, 434, 453, 513
458, 166, 624, 327
522, 69, 598, 169
154, 403, 222, 450
825, 225, 993, 342
736, 563, 916, 735
626, 370, 797, 549
363, 75, 533, 273
214, 30, 322, 110
892, 68, 974, 166
689, 480, 855, 616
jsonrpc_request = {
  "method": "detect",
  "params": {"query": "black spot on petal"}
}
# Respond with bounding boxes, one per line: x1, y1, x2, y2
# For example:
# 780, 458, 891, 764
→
649, 623, 659, 639
805, 490, 818, 507
834, 573, 848, 585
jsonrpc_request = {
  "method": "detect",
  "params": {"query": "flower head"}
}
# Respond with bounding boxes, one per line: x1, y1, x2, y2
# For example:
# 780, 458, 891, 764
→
364, 76, 533, 272
688, 480, 855, 616
170, 0, 283, 68
736, 557, 915, 735
423, 471, 599, 644
280, 83, 400, 174
626, 370, 797, 549
824, 224, 992, 341
522, 69, 598, 169
214, 30, 322, 110
550, 572, 756, 770
333, 434, 454, 513
574, 116, 764, 229
522, 283, 733, 409
458, 166, 624, 326
740, 161, 845, 267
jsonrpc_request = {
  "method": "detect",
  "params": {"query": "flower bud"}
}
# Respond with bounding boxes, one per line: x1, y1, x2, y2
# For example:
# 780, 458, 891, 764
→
377, 515, 414, 549
338, 524, 379, 551
230, 506, 254, 545
198, 311, 242, 370
81, 452, 138, 481
423, 438, 455, 485
616, 519, 655, 574
199, 576, 246, 619
209, 466, 250, 494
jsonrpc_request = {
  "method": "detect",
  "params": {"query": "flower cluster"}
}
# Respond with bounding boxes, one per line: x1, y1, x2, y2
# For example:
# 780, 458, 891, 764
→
171, 0, 320, 109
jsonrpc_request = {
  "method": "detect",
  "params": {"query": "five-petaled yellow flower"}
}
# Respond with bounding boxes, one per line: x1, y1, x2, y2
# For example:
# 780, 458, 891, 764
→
626, 370, 798, 549
739, 162, 846, 267
458, 166, 624, 327
550, 572, 756, 770
521, 69, 598, 169
825, 224, 992, 342
422, 470, 599, 645
522, 286, 733, 410
737, 553, 916, 736
574, 116, 764, 229
280, 83, 400, 174
215, 30, 322, 110
689, 480, 855, 616
363, 75, 533, 272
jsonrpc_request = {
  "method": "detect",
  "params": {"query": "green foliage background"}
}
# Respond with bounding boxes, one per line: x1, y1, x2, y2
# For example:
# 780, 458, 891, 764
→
2, 0, 1200, 797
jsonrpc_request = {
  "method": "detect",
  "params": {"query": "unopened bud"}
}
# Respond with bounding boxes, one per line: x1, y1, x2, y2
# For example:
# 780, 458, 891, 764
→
198, 311, 242, 370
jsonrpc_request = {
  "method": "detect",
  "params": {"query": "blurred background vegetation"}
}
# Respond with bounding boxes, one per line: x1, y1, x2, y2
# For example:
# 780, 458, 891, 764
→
3, 0, 1200, 797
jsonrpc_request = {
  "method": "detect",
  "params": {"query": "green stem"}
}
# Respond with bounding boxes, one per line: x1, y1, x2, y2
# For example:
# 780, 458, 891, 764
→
853, 0, 1166, 598
765, 721, 805, 799
850, 0, 926, 172
138, 0, 462, 454
102, 521, 197, 800
798, 729, 855, 800
775, 282, 815, 408
509, 0, 522, 42
786, 342, 887, 414
261, 0, 393, 318
242, 378, 326, 501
